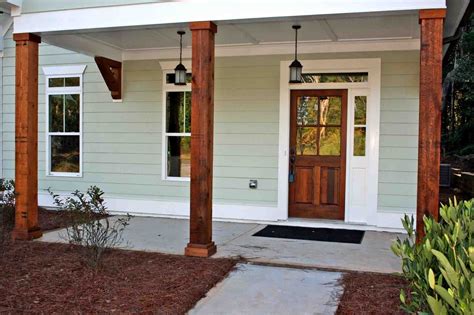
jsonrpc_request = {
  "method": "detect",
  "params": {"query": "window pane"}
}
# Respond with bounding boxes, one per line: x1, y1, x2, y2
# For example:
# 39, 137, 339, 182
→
166, 91, 191, 133
167, 136, 191, 177
320, 96, 341, 125
65, 94, 80, 132
355, 96, 367, 125
302, 72, 368, 83
49, 95, 64, 132
65, 77, 80, 87
166, 73, 192, 84
49, 78, 64, 87
354, 127, 366, 156
296, 127, 317, 155
51, 136, 80, 173
297, 96, 318, 125
319, 127, 341, 156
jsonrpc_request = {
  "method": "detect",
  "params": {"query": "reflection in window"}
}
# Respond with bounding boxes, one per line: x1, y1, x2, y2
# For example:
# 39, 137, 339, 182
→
295, 95, 342, 156
165, 91, 191, 178
51, 136, 80, 173
48, 76, 80, 87
353, 96, 367, 156
302, 72, 368, 83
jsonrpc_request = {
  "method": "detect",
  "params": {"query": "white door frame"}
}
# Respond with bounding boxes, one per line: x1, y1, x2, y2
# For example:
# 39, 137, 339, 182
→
278, 58, 381, 224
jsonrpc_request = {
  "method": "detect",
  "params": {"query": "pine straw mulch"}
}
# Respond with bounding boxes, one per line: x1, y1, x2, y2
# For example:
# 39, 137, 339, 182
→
0, 241, 236, 314
336, 271, 409, 315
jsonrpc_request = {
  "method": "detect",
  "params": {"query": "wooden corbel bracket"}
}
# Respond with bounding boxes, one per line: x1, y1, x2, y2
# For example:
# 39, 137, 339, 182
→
95, 56, 122, 100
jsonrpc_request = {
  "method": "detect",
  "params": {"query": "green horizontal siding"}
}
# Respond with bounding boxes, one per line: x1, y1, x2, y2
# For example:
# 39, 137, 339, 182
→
2, 27, 419, 212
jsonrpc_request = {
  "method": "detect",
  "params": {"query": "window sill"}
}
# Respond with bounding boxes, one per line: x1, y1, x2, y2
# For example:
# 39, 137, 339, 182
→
47, 172, 83, 178
163, 176, 190, 182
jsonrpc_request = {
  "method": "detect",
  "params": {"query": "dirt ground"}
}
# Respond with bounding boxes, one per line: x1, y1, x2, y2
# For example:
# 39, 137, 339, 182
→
336, 271, 408, 315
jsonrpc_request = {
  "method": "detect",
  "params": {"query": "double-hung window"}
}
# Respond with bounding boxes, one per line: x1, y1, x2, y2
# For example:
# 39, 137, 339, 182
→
162, 70, 192, 180
43, 65, 86, 177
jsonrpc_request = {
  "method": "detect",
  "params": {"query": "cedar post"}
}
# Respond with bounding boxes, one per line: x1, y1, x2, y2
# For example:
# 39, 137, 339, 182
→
416, 9, 446, 241
185, 21, 217, 257
12, 33, 42, 240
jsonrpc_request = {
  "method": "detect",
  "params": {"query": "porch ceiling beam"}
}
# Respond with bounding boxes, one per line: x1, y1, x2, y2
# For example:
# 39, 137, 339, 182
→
416, 8, 446, 241
319, 19, 338, 41
42, 34, 123, 61
13, 0, 446, 34
95, 56, 122, 100
185, 21, 217, 258
12, 32, 42, 240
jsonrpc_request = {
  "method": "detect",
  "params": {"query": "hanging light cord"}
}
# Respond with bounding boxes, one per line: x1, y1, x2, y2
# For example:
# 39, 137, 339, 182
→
294, 27, 298, 60
179, 33, 183, 64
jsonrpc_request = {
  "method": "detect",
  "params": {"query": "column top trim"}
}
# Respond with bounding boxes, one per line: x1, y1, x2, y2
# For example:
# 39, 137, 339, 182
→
419, 9, 447, 21
190, 21, 217, 33
13, 33, 41, 43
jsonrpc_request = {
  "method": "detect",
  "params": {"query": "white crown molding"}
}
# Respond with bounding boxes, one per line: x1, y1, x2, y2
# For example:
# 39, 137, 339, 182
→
42, 64, 87, 76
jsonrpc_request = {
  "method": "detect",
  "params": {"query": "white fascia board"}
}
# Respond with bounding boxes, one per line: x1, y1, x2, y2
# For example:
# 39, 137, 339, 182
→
13, 0, 446, 34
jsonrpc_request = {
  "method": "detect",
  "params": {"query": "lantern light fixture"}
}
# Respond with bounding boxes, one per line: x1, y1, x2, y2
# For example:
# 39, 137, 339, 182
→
289, 25, 303, 84
174, 30, 187, 85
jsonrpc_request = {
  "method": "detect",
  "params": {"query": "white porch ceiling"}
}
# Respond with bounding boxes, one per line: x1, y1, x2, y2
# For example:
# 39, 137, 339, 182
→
41, 13, 422, 61
73, 14, 420, 50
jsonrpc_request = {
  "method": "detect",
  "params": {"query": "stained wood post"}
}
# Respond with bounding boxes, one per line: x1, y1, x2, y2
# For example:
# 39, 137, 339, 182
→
12, 33, 42, 240
416, 9, 446, 241
185, 21, 217, 257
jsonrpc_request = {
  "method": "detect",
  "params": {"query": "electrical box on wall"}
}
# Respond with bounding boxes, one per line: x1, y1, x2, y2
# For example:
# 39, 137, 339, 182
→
249, 179, 258, 189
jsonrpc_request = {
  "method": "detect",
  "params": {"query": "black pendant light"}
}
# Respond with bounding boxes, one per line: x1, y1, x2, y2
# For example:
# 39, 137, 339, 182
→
174, 30, 187, 85
289, 25, 303, 83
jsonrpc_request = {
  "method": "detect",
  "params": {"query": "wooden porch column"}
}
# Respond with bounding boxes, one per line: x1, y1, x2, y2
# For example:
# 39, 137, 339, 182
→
185, 21, 218, 257
11, 33, 42, 240
416, 9, 446, 241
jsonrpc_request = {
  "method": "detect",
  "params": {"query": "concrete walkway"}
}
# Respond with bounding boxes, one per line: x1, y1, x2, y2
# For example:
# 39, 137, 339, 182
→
190, 263, 342, 315
39, 216, 404, 273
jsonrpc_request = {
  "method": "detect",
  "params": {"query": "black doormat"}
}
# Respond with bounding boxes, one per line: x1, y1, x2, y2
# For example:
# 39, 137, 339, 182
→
253, 225, 365, 244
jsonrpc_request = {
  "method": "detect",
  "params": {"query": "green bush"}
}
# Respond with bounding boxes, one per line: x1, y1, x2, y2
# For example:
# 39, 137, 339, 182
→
391, 199, 474, 314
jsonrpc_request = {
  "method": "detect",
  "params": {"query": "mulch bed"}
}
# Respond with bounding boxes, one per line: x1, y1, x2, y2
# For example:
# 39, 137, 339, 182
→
0, 242, 236, 314
336, 272, 409, 315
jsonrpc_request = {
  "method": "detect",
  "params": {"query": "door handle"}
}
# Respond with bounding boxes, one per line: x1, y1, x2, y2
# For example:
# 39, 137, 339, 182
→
289, 148, 296, 183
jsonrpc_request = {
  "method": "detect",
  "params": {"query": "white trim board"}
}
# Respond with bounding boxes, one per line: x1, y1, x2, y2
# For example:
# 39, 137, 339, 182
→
13, 0, 445, 34
278, 58, 381, 226
37, 192, 408, 232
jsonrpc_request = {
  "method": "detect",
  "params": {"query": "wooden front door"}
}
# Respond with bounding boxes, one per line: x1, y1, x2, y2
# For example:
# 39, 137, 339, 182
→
289, 89, 347, 220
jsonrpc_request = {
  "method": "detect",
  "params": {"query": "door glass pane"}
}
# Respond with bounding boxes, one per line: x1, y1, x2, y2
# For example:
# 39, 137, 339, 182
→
354, 96, 367, 125
49, 95, 64, 132
65, 94, 80, 132
354, 127, 366, 156
166, 91, 191, 133
319, 127, 341, 156
301, 72, 368, 83
297, 96, 318, 125
319, 97, 341, 125
51, 136, 80, 173
296, 127, 317, 155
167, 136, 191, 177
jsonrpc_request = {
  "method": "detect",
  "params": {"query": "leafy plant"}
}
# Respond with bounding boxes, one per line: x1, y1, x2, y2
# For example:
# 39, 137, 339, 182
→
391, 198, 474, 314
0, 179, 16, 253
48, 186, 132, 269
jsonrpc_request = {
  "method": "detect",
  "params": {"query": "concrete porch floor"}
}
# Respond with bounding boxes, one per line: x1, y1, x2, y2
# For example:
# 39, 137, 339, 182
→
39, 216, 404, 273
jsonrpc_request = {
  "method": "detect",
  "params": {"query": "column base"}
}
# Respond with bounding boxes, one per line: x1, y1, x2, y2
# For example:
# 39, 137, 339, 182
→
11, 226, 43, 240
185, 242, 217, 257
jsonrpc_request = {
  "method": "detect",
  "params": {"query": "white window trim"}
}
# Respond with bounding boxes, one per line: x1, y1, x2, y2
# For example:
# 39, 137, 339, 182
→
43, 65, 87, 178
160, 61, 192, 182
278, 58, 381, 226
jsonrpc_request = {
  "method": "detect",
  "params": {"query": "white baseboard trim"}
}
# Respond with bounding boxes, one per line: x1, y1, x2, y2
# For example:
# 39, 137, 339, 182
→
38, 192, 409, 232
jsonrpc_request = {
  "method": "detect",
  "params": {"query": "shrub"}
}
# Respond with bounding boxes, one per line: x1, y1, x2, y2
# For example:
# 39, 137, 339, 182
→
48, 186, 132, 269
0, 179, 16, 252
391, 199, 474, 314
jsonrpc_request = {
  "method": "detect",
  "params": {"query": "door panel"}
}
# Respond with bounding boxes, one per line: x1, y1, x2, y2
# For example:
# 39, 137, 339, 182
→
289, 89, 347, 220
